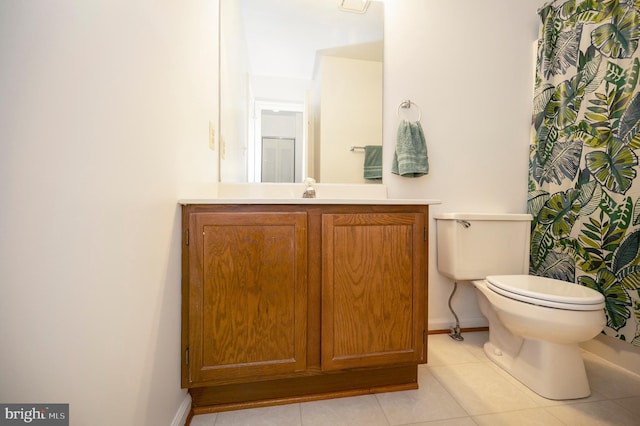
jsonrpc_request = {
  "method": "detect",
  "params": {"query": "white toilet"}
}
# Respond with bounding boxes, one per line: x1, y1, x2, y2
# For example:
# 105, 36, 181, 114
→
434, 212, 606, 400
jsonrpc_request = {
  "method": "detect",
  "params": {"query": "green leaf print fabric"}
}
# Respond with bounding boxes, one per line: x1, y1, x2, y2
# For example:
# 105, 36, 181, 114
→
530, 0, 640, 346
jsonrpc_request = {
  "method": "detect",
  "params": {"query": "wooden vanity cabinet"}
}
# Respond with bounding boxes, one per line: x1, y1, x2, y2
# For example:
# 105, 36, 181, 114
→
185, 211, 308, 384
181, 203, 428, 413
321, 212, 426, 371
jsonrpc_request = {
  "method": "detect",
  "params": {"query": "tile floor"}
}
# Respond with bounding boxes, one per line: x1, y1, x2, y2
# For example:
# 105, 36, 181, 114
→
190, 331, 640, 425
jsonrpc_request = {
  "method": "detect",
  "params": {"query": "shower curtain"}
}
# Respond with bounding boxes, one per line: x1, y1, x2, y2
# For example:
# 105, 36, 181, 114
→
529, 0, 640, 346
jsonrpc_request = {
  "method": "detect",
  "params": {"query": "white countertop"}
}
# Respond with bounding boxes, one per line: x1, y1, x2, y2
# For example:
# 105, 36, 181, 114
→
178, 183, 440, 206
178, 198, 441, 205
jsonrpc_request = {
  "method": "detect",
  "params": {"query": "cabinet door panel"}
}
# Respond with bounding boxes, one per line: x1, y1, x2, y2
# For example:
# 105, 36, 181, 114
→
322, 213, 425, 370
189, 212, 307, 383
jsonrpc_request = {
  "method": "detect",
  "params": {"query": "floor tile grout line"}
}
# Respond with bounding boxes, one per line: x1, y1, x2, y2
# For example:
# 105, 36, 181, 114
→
422, 364, 475, 420
372, 393, 392, 426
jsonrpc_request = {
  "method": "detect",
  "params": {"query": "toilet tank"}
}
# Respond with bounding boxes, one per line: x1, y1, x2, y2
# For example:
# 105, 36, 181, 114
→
434, 213, 533, 281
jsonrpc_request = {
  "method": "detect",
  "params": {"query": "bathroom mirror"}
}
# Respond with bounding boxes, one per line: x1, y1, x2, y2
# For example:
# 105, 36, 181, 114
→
219, 0, 384, 184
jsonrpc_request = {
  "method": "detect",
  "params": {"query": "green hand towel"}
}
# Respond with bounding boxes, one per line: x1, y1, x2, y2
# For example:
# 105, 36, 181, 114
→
392, 120, 429, 177
363, 145, 382, 180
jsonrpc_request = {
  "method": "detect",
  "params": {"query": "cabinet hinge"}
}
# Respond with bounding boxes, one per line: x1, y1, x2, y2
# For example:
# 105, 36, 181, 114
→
185, 229, 189, 246
185, 347, 189, 365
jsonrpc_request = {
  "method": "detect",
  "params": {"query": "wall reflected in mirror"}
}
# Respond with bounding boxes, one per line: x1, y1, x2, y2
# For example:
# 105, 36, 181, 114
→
219, 0, 384, 184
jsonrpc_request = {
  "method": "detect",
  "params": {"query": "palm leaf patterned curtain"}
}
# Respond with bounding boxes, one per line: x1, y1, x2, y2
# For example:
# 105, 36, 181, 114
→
529, 0, 640, 346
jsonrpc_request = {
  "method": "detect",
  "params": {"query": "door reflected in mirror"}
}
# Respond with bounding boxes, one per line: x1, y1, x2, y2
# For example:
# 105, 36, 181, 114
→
219, 0, 384, 184
262, 137, 295, 183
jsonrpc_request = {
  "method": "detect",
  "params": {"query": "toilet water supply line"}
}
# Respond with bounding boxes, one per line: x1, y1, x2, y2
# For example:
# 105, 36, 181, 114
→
448, 219, 471, 341
448, 282, 464, 341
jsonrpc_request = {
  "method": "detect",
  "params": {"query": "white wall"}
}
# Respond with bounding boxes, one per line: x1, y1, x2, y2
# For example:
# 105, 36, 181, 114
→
0, 0, 559, 424
383, 0, 545, 330
0, 1, 217, 425
319, 55, 383, 183
251, 75, 310, 103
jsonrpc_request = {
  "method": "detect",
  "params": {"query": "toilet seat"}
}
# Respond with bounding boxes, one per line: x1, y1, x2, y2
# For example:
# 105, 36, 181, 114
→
486, 275, 605, 311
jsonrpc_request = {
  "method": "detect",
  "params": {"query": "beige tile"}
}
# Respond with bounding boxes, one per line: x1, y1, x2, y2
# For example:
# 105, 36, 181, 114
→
405, 418, 477, 426
473, 408, 564, 425
376, 367, 468, 425
214, 404, 301, 426
583, 352, 640, 399
456, 331, 490, 361
300, 395, 388, 426
545, 400, 638, 425
612, 396, 640, 417
189, 412, 217, 426
483, 356, 606, 407
429, 362, 538, 415
427, 333, 487, 366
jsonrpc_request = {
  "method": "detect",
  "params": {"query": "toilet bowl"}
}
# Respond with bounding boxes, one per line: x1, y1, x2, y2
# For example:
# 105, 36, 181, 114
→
434, 213, 606, 400
474, 276, 605, 399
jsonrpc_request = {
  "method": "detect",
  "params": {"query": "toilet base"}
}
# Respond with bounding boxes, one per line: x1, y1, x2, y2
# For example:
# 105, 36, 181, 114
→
484, 338, 591, 400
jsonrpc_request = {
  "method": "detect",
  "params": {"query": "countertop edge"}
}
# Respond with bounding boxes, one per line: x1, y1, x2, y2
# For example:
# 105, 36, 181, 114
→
178, 198, 442, 206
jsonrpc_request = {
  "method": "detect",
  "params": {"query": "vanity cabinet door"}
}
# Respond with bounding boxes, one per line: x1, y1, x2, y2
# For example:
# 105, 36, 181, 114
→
187, 211, 307, 384
321, 212, 426, 371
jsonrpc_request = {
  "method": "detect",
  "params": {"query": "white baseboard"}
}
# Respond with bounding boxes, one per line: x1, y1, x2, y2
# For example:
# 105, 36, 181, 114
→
171, 393, 191, 426
428, 316, 488, 332
581, 334, 640, 377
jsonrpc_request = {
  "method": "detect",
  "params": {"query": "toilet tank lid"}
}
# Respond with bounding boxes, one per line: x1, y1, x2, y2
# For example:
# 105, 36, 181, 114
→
434, 212, 533, 221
